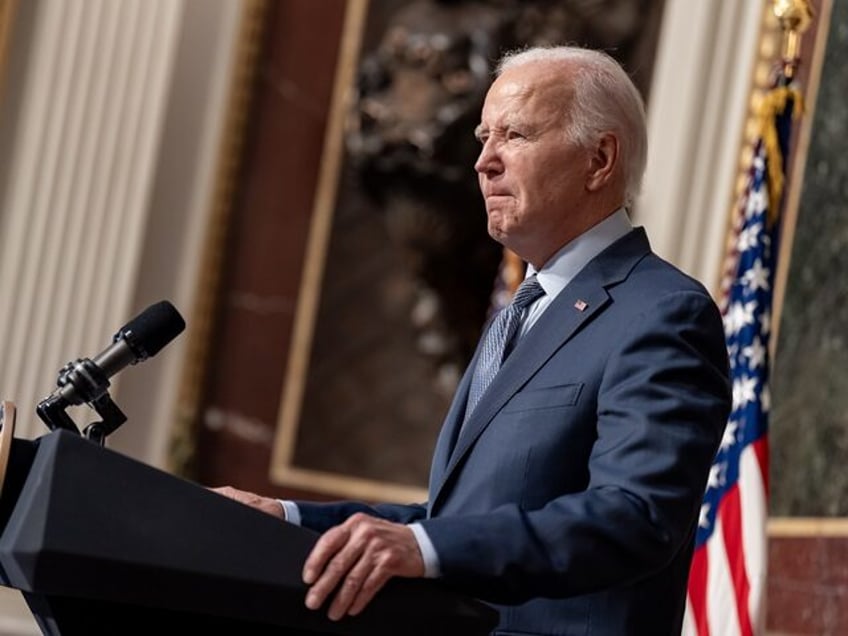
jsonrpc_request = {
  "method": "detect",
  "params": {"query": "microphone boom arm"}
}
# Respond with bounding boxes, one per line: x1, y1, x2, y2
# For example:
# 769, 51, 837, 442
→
36, 357, 128, 445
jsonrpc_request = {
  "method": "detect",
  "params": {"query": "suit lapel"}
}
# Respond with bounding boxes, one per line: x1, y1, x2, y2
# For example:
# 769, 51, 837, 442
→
429, 228, 652, 513
427, 356, 475, 502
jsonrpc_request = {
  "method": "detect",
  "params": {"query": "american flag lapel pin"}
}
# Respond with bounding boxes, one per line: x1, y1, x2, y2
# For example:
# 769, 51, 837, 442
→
574, 299, 588, 312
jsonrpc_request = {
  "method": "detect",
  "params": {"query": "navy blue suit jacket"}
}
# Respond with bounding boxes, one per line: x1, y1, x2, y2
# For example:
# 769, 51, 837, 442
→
298, 228, 731, 635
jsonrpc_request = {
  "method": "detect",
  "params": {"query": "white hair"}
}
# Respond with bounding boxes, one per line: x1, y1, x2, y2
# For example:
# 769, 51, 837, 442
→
497, 47, 648, 206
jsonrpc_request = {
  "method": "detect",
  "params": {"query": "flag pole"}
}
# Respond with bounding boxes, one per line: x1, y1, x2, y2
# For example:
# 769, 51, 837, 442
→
773, 0, 814, 81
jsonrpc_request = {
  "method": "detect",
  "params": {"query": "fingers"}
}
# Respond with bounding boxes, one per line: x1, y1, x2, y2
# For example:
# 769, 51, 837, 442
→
346, 563, 392, 617
210, 485, 237, 498
325, 550, 377, 620
210, 485, 283, 519
302, 514, 425, 621
303, 524, 357, 608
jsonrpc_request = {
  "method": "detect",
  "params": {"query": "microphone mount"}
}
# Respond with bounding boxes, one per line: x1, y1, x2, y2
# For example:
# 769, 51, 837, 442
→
36, 357, 127, 446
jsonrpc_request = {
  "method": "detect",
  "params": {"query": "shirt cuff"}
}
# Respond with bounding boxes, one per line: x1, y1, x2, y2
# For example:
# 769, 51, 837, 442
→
278, 500, 301, 525
408, 522, 441, 578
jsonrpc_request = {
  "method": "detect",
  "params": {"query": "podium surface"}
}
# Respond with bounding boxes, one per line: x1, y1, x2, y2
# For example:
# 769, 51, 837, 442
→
0, 403, 498, 635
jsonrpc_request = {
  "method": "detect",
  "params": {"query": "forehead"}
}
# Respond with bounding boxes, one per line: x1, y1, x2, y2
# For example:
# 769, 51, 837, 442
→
480, 62, 573, 126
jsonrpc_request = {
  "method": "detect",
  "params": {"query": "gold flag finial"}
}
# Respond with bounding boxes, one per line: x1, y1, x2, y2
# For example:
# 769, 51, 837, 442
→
773, 0, 814, 79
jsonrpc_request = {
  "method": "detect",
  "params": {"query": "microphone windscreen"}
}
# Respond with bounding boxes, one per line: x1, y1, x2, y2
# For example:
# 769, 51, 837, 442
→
119, 301, 186, 358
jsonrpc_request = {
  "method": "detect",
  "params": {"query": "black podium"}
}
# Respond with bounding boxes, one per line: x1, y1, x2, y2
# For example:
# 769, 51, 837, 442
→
0, 402, 498, 635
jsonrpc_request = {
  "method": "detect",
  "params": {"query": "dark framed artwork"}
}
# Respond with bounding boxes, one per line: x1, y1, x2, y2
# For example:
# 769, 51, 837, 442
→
270, 0, 665, 501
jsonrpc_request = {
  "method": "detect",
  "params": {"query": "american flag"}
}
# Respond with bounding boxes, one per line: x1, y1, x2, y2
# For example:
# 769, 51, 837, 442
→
684, 83, 799, 636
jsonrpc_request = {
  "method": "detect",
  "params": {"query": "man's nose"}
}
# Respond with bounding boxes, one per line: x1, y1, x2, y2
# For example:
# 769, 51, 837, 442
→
474, 139, 501, 175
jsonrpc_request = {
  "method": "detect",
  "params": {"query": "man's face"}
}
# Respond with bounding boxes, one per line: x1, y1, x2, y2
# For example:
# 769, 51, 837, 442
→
474, 62, 591, 267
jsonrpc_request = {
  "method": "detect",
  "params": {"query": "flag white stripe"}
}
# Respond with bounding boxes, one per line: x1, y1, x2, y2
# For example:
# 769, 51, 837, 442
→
739, 446, 768, 633
682, 596, 697, 635
707, 516, 742, 636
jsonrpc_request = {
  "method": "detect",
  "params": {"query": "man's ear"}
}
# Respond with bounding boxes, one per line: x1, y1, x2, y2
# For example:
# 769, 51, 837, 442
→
586, 132, 619, 192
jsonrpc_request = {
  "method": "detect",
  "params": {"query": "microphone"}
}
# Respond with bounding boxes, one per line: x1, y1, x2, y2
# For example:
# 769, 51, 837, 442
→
37, 301, 186, 437
55, 300, 185, 406
88, 300, 186, 384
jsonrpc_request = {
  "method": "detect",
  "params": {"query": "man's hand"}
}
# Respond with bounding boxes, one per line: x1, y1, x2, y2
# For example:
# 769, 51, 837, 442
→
212, 486, 284, 519
303, 513, 425, 621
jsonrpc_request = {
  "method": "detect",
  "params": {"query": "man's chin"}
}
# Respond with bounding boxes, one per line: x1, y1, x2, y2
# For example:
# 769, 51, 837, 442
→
487, 223, 518, 251
486, 221, 506, 243
486, 212, 510, 237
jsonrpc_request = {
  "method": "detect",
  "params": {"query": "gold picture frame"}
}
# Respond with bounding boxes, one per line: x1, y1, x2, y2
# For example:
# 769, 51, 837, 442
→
0, 0, 20, 103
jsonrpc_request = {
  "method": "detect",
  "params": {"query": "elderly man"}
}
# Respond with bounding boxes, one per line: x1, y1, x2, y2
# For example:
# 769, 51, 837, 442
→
219, 46, 731, 635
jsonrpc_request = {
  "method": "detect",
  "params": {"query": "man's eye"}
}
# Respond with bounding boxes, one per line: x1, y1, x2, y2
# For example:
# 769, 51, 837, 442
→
507, 130, 525, 141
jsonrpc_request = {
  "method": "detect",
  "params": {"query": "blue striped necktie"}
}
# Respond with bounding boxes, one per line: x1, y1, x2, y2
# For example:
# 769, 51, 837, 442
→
464, 275, 545, 422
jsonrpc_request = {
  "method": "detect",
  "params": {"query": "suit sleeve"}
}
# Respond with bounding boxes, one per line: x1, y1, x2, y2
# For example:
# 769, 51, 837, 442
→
295, 500, 428, 533
419, 290, 731, 603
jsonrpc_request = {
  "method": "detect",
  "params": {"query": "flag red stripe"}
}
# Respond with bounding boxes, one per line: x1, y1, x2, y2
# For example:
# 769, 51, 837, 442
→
752, 435, 769, 495
719, 484, 753, 636
688, 546, 711, 636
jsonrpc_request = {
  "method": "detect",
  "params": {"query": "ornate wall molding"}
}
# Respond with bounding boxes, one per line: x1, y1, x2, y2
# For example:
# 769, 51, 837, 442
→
167, 0, 270, 476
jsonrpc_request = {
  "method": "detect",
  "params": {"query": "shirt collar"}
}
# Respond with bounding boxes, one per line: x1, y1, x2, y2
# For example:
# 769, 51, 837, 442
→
527, 208, 633, 300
